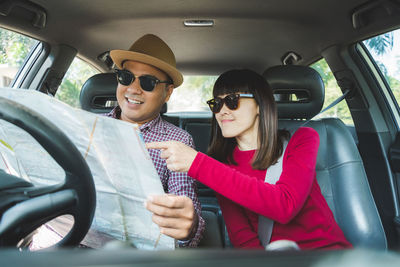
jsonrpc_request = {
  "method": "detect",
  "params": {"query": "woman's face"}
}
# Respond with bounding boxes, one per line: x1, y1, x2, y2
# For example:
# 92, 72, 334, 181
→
215, 93, 259, 140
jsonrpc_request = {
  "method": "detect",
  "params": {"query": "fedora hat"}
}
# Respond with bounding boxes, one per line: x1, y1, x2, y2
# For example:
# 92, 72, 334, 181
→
110, 34, 183, 87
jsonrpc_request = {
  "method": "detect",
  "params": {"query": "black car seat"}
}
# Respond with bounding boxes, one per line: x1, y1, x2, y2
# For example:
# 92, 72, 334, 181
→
263, 65, 387, 249
80, 73, 118, 113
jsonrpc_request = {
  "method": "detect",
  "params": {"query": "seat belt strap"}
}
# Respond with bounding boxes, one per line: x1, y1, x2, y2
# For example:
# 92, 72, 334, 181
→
257, 141, 288, 247
301, 89, 351, 127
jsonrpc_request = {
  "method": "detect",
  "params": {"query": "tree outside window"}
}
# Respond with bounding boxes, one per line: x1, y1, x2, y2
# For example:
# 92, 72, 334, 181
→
0, 28, 38, 87
55, 58, 99, 108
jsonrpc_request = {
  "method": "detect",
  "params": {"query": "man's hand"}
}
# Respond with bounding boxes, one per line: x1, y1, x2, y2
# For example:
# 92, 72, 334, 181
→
146, 141, 198, 172
145, 194, 197, 240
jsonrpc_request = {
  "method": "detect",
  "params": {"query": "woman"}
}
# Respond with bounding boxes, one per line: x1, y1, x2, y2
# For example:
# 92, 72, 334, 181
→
146, 69, 352, 250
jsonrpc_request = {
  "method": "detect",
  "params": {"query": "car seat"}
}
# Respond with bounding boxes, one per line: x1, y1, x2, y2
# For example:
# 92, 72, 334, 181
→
263, 65, 387, 249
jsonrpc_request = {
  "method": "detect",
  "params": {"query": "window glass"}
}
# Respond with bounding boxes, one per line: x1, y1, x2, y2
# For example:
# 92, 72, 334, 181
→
0, 27, 38, 87
168, 65, 354, 125
167, 76, 218, 112
310, 59, 354, 125
363, 29, 400, 107
56, 57, 99, 108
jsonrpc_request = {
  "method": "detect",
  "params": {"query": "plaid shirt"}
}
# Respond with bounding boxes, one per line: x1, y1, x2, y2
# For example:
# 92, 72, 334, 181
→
106, 107, 204, 247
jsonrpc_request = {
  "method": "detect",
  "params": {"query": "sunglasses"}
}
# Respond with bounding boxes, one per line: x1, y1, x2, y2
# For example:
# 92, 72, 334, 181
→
115, 69, 171, 92
207, 93, 254, 113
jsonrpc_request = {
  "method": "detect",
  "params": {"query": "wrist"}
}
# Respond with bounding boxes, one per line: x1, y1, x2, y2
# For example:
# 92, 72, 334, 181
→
180, 210, 199, 242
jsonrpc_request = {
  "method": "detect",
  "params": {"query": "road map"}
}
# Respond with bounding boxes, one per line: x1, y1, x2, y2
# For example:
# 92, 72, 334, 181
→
0, 88, 174, 250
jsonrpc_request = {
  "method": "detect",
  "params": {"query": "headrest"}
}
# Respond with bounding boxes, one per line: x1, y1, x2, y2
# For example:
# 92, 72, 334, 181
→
79, 73, 168, 114
263, 65, 325, 120
80, 73, 118, 113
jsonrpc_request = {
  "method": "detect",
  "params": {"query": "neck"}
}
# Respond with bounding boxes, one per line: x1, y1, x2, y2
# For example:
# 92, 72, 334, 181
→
236, 131, 258, 151
120, 113, 159, 126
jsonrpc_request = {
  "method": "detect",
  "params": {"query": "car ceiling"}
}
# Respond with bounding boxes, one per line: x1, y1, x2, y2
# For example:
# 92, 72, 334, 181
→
0, 0, 398, 75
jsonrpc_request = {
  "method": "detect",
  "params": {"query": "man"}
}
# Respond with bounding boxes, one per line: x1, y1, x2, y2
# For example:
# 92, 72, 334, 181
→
107, 34, 204, 247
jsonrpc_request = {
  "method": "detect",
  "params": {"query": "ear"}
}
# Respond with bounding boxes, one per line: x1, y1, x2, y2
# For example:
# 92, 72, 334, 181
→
164, 84, 174, 102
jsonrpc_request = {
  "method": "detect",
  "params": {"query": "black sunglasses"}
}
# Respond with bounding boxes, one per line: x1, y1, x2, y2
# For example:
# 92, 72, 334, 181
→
207, 93, 254, 113
115, 69, 171, 92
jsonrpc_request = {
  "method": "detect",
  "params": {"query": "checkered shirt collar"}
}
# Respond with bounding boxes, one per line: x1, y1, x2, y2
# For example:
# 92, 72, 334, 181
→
139, 114, 168, 135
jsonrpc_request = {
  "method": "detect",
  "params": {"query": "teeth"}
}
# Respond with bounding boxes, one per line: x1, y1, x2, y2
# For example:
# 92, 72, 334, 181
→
127, 98, 142, 104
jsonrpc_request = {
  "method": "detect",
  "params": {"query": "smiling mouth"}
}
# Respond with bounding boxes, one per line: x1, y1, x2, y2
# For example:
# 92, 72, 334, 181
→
125, 95, 144, 104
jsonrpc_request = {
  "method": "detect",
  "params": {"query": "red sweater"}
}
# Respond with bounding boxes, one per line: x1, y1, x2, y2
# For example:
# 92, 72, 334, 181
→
188, 127, 352, 250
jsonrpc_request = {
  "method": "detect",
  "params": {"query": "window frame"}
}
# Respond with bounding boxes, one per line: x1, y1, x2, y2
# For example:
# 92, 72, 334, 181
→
10, 41, 46, 89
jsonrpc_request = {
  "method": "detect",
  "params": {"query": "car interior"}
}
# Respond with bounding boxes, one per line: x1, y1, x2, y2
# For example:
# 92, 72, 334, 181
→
79, 64, 389, 250
1, 0, 400, 266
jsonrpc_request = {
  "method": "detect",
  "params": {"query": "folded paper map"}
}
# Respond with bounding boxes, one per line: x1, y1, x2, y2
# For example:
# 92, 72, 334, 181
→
0, 88, 174, 250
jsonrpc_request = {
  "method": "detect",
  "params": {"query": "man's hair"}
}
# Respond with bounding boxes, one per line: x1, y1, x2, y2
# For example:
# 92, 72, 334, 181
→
207, 69, 289, 170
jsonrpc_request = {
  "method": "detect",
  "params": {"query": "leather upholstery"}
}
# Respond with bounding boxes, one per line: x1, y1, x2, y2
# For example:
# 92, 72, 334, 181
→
265, 65, 387, 249
80, 73, 118, 113
263, 65, 324, 120
184, 121, 211, 154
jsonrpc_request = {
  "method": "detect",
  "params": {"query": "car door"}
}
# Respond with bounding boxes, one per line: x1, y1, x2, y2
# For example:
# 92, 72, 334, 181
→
359, 28, 400, 248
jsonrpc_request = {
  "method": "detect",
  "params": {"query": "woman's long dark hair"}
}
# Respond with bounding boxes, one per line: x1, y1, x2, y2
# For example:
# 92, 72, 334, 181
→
207, 69, 289, 170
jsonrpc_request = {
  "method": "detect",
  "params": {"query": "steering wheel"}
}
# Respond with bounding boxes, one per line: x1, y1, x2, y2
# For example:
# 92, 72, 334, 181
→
0, 96, 96, 247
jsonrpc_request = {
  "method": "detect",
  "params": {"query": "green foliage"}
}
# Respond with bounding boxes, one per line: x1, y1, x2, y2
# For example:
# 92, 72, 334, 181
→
387, 75, 400, 104
310, 59, 354, 125
0, 28, 37, 67
168, 76, 217, 111
55, 79, 81, 107
0, 27, 97, 107
365, 33, 394, 56
364, 31, 400, 108
55, 58, 99, 108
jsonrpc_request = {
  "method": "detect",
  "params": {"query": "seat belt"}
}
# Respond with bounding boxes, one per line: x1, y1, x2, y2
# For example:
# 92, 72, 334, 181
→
301, 89, 351, 127
257, 88, 351, 247
258, 141, 288, 247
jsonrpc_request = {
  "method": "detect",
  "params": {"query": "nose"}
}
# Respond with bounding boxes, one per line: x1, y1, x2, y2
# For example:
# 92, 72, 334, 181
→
126, 77, 143, 94
218, 102, 230, 114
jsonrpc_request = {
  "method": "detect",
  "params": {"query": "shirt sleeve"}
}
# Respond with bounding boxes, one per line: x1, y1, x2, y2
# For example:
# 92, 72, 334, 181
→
188, 127, 319, 224
167, 133, 205, 248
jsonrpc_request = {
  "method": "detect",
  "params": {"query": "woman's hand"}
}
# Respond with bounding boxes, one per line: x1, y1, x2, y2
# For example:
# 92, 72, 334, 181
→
146, 141, 198, 172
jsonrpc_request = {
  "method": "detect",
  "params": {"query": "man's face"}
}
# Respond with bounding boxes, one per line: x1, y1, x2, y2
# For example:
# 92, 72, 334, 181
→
116, 60, 174, 125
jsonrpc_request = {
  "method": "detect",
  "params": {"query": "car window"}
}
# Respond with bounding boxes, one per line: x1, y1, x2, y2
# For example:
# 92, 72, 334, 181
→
168, 68, 354, 126
55, 57, 99, 108
363, 29, 400, 115
0, 27, 39, 87
167, 76, 218, 112
310, 59, 354, 125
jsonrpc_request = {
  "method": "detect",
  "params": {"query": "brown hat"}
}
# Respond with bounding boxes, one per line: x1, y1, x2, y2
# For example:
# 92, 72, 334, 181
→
110, 34, 183, 87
